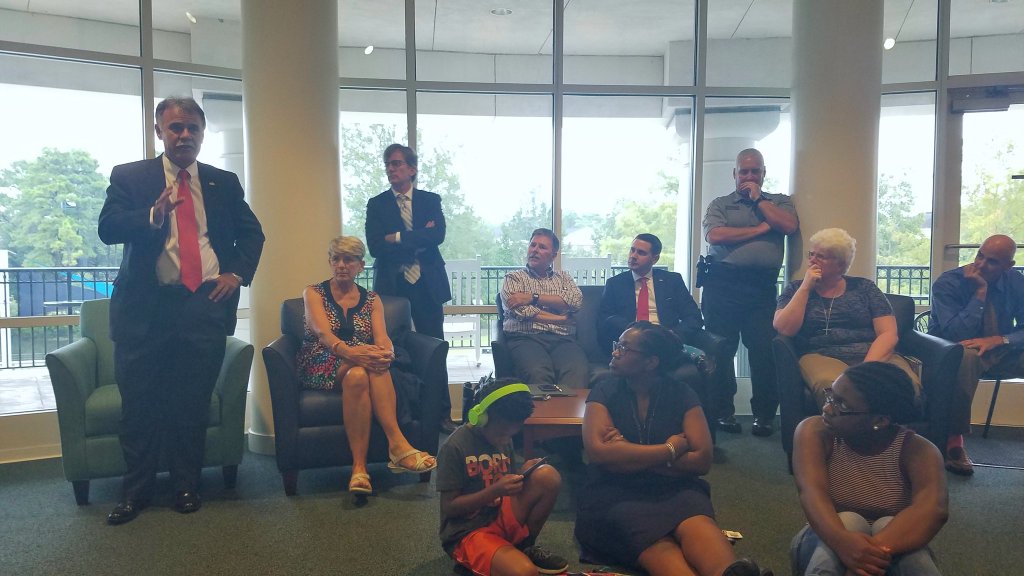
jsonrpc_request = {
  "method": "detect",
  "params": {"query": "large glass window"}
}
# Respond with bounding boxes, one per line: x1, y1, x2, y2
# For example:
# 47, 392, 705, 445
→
0, 56, 143, 414
706, 0, 792, 88
152, 1, 242, 67
959, 104, 1024, 252
875, 92, 936, 301
0, 2, 140, 56
340, 0, 407, 80
882, 0, 937, 83
564, 1, 695, 86
561, 96, 693, 279
950, 0, 1024, 76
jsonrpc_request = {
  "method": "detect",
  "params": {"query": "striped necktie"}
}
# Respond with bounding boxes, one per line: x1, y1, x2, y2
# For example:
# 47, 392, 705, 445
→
397, 193, 420, 284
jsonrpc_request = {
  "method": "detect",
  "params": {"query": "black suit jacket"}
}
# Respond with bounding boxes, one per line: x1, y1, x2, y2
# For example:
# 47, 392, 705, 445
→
365, 188, 452, 305
98, 156, 265, 342
599, 268, 704, 351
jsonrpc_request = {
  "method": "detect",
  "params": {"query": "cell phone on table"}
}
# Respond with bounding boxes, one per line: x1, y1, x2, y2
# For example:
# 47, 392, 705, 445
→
538, 384, 561, 392
521, 456, 549, 478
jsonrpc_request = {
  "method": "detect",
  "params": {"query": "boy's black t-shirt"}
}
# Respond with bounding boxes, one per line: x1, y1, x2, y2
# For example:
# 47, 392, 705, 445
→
435, 424, 517, 555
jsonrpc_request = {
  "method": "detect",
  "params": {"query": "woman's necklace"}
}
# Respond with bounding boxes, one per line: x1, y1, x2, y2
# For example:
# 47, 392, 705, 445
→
823, 295, 837, 335
629, 384, 660, 445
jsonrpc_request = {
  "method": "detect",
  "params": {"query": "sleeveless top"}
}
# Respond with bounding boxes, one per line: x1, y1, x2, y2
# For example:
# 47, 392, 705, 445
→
295, 280, 376, 390
827, 426, 913, 520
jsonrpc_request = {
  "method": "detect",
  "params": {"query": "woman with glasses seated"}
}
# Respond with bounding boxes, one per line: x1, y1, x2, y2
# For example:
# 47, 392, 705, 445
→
774, 228, 920, 407
792, 361, 948, 575
575, 322, 771, 576
297, 236, 436, 495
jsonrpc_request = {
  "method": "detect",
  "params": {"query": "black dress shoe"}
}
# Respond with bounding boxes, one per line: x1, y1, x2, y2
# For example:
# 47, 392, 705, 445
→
716, 416, 742, 434
751, 417, 774, 437
107, 500, 148, 525
723, 558, 773, 576
439, 417, 458, 435
173, 491, 202, 514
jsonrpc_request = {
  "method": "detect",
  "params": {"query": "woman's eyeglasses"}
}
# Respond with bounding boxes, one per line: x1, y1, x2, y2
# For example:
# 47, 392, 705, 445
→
807, 251, 834, 261
822, 387, 870, 416
612, 340, 645, 355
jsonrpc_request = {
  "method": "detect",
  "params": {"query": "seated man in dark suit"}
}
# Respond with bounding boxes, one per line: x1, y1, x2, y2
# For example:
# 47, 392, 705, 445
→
599, 233, 704, 353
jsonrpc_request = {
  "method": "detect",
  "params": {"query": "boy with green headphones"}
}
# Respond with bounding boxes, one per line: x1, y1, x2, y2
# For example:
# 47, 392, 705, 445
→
437, 377, 569, 575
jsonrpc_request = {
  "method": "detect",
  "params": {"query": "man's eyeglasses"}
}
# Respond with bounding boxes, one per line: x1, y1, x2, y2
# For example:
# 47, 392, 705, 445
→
385, 159, 407, 169
807, 251, 834, 261
612, 340, 646, 355
822, 387, 870, 416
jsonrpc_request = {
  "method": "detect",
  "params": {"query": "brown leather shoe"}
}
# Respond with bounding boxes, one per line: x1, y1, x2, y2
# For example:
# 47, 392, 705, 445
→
945, 446, 974, 476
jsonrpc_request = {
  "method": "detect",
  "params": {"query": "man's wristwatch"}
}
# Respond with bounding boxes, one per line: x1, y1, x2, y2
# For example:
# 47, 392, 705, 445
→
230, 273, 244, 284
1002, 336, 1010, 346
531, 293, 540, 305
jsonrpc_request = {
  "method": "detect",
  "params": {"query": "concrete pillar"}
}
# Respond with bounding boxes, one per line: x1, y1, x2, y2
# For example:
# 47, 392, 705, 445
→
790, 0, 883, 279
242, 1, 340, 454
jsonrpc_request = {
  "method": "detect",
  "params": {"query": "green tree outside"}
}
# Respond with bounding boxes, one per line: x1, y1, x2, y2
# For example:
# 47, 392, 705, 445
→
0, 148, 116, 267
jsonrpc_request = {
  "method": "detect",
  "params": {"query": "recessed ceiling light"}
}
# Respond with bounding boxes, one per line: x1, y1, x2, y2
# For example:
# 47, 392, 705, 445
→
364, 45, 374, 55
490, 8, 513, 16
883, 37, 896, 50
185, 11, 197, 24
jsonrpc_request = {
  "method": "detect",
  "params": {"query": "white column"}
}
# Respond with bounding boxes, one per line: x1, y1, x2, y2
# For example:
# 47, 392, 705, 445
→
242, 1, 340, 454
790, 0, 883, 279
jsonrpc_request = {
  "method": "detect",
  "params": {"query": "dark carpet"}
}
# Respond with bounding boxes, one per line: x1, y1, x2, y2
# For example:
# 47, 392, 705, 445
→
1, 418, 1022, 575
965, 425, 1024, 469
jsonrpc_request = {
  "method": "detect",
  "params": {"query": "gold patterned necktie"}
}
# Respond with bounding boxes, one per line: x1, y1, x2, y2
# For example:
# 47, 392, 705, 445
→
397, 193, 420, 284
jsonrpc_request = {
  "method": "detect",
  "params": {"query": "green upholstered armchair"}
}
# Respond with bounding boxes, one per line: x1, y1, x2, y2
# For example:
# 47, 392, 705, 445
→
44, 299, 254, 505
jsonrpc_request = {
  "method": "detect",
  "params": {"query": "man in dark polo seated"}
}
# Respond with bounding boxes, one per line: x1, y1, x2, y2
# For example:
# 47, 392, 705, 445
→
499, 228, 589, 389
599, 233, 705, 354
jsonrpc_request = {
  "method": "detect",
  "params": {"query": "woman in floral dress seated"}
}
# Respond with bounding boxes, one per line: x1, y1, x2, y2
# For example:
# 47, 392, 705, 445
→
297, 236, 436, 494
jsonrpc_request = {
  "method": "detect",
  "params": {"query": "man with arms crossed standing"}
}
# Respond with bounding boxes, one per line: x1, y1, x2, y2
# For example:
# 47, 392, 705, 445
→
365, 143, 456, 433
702, 148, 798, 437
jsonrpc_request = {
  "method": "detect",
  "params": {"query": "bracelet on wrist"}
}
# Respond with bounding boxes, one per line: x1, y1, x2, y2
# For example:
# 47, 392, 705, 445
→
665, 442, 677, 466
331, 341, 342, 355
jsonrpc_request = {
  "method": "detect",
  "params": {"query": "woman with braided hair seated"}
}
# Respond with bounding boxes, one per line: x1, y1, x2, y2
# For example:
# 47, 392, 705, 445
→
792, 361, 948, 576
576, 321, 771, 576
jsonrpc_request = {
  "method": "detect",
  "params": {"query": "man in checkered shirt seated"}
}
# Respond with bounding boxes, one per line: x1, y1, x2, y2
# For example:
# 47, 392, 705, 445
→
500, 228, 588, 390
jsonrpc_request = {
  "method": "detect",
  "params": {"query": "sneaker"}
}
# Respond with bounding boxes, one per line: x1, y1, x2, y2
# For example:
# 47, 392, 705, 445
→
521, 545, 569, 574
945, 446, 974, 476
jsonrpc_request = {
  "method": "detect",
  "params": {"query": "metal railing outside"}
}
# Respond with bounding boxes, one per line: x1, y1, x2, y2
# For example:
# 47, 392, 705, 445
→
0, 264, 951, 369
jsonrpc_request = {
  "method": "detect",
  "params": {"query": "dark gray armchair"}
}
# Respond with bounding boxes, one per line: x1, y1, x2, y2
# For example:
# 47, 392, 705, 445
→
262, 295, 449, 495
774, 293, 962, 468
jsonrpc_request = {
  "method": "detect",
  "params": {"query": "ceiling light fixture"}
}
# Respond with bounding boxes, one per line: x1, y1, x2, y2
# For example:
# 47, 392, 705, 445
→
490, 8, 513, 16
364, 45, 374, 55
185, 11, 197, 24
885, 0, 915, 51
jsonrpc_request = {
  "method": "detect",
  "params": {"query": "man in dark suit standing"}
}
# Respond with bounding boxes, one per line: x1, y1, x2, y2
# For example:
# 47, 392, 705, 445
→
365, 143, 455, 432
98, 97, 264, 525
599, 233, 704, 351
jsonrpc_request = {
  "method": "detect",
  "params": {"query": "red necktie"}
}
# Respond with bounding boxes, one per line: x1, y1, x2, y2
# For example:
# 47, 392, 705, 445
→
637, 277, 650, 321
175, 169, 202, 292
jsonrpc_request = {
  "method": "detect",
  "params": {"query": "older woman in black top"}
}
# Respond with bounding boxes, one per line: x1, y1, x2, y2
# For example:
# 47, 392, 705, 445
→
576, 322, 770, 576
774, 228, 919, 406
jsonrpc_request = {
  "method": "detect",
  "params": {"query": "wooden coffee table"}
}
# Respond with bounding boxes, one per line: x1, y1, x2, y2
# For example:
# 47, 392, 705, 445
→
520, 390, 588, 458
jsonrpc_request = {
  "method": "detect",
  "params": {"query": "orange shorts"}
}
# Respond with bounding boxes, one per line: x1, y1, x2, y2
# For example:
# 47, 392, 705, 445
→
452, 496, 530, 576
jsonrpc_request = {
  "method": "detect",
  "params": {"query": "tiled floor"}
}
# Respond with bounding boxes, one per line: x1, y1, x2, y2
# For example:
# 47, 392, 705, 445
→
0, 348, 493, 417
